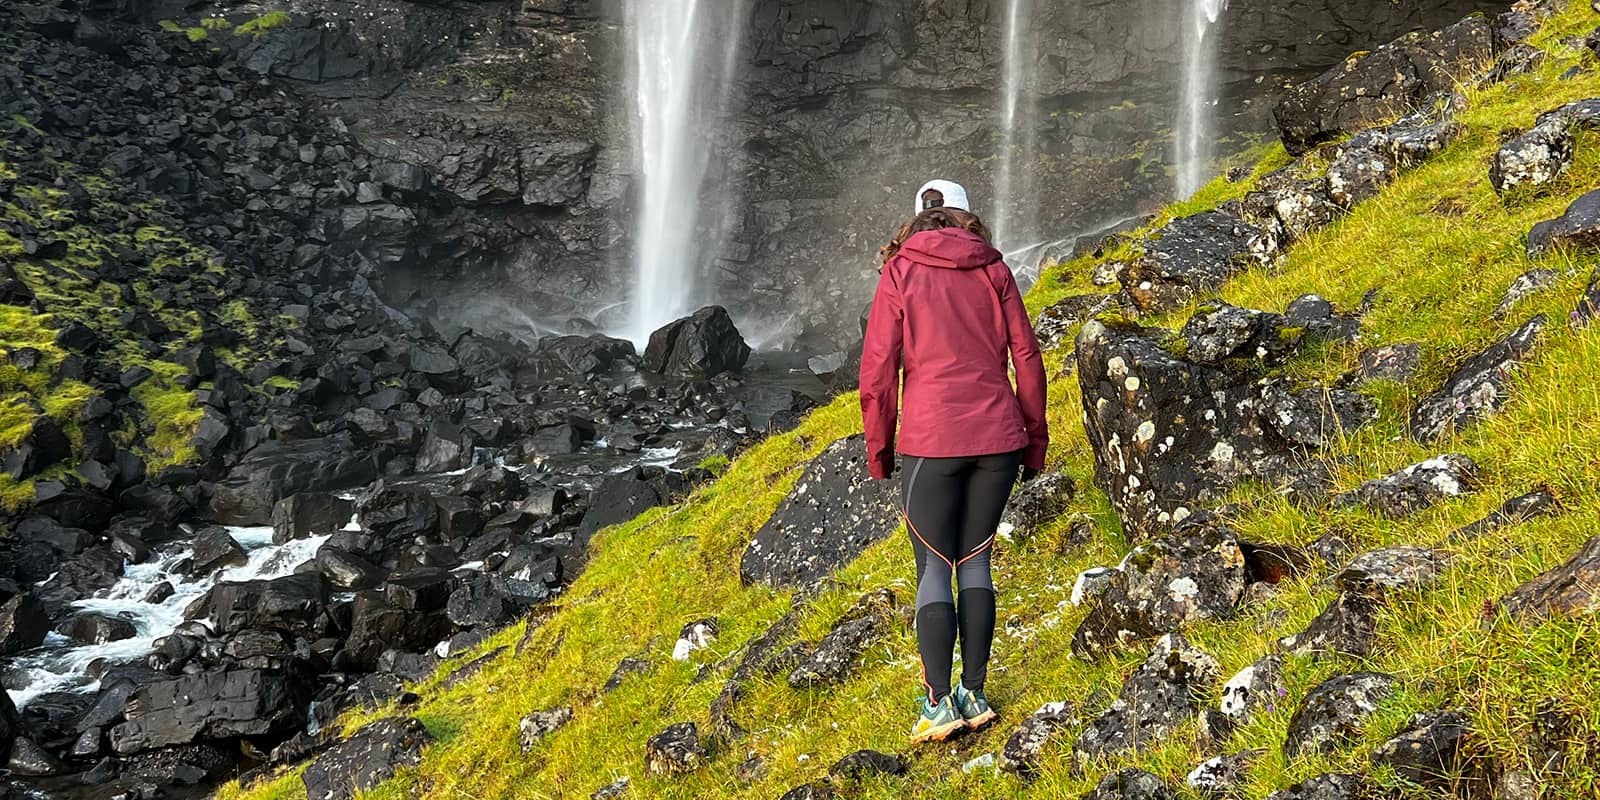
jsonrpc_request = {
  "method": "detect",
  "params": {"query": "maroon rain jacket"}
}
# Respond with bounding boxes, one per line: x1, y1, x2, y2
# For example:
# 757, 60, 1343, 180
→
860, 227, 1048, 480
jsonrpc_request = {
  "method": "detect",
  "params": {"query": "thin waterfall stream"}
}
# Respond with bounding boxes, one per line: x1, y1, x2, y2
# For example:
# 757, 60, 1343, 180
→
1175, 0, 1228, 199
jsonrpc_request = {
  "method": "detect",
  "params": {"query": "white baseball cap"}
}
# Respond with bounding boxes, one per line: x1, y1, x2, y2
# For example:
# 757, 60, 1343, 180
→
914, 179, 971, 214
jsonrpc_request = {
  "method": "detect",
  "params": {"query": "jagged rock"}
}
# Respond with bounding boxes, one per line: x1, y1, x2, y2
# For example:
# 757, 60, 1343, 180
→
672, 617, 718, 661
1450, 489, 1561, 543
997, 472, 1075, 543
0, 593, 48, 655
1074, 633, 1220, 760
1266, 774, 1365, 800
1529, 188, 1600, 257
111, 668, 313, 755
6, 737, 63, 776
1119, 210, 1279, 314
188, 572, 332, 637
302, 718, 433, 800
577, 467, 675, 545
385, 568, 457, 612
1081, 768, 1175, 800
1077, 319, 1363, 539
1035, 294, 1117, 350
519, 707, 573, 752
999, 701, 1078, 778
1284, 672, 1399, 758
1242, 174, 1342, 242
1491, 99, 1600, 194
1335, 546, 1451, 592
345, 590, 453, 668
787, 608, 890, 687
644, 722, 704, 776
1186, 750, 1260, 795
1499, 534, 1600, 621
1274, 15, 1492, 154
1495, 269, 1560, 320
643, 306, 750, 378
1, 416, 71, 480
185, 525, 247, 576
271, 492, 354, 544
1333, 453, 1480, 518
208, 437, 381, 525
317, 547, 386, 591
1410, 315, 1545, 441
1356, 342, 1422, 383
119, 743, 233, 787
1072, 525, 1246, 657
1371, 709, 1472, 785
740, 435, 898, 588
829, 749, 907, 781
1280, 586, 1381, 658
1180, 303, 1302, 366
445, 574, 519, 629
1070, 566, 1118, 607
1220, 654, 1286, 725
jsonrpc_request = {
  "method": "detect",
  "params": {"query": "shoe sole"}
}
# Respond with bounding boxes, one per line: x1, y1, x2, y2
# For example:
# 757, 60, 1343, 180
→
964, 709, 998, 730
910, 719, 968, 745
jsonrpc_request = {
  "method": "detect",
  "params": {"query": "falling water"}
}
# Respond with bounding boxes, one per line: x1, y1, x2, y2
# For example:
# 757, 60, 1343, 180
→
1175, 0, 1228, 199
993, 0, 1038, 250
624, 0, 746, 344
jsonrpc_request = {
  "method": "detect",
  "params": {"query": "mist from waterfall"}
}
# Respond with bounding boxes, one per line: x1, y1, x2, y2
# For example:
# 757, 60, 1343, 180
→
623, 0, 746, 344
993, 0, 1038, 253
1175, 0, 1228, 199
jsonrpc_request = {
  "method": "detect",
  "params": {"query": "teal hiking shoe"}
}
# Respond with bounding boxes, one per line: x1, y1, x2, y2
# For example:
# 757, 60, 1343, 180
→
953, 684, 998, 729
909, 694, 966, 744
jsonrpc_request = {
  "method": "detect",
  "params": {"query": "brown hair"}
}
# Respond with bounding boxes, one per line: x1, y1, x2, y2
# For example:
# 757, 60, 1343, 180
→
879, 207, 994, 266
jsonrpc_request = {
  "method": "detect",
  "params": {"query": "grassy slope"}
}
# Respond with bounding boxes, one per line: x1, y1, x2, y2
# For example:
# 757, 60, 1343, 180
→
226, 5, 1600, 798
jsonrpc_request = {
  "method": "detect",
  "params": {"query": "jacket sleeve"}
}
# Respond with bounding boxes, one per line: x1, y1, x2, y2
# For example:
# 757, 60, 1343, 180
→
859, 264, 905, 480
996, 264, 1049, 470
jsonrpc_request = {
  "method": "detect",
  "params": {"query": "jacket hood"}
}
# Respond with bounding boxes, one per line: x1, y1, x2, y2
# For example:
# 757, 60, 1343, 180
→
896, 228, 1003, 270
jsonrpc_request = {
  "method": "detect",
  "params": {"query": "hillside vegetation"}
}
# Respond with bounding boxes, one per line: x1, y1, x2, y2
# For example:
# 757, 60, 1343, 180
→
228, 3, 1600, 798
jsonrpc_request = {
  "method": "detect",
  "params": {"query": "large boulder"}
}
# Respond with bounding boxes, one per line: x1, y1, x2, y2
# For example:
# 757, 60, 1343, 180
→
1273, 14, 1493, 154
1491, 98, 1600, 194
1073, 633, 1220, 761
1, 416, 72, 481
110, 668, 313, 755
1499, 534, 1600, 621
740, 435, 898, 588
1410, 315, 1545, 441
1076, 318, 1368, 539
302, 717, 433, 800
272, 492, 356, 544
642, 306, 751, 378
0, 593, 49, 655
1071, 525, 1247, 658
1117, 210, 1280, 315
185, 573, 333, 638
208, 437, 381, 525
185, 526, 247, 576
1370, 709, 1472, 786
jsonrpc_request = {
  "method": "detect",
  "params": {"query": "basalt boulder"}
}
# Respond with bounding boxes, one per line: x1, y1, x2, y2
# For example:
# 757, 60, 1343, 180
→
1492, 98, 1600, 194
1082, 769, 1175, 800
1529, 188, 1600, 257
1371, 709, 1473, 786
1118, 210, 1280, 315
208, 437, 381, 526
1284, 672, 1399, 758
1073, 633, 1220, 761
186, 572, 332, 639
1499, 533, 1600, 621
0, 592, 49, 655
999, 701, 1079, 778
1071, 525, 1247, 658
110, 668, 313, 755
1266, 774, 1365, 800
1332, 453, 1481, 518
644, 722, 704, 776
302, 717, 433, 800
740, 435, 898, 588
1410, 315, 1545, 441
643, 306, 751, 378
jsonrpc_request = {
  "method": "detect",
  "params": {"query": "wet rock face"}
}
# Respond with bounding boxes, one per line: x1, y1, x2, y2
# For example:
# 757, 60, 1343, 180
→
1499, 534, 1600, 621
642, 306, 751, 379
1333, 453, 1481, 518
1082, 768, 1175, 800
302, 717, 433, 800
644, 722, 704, 776
1371, 709, 1473, 786
110, 668, 313, 755
1071, 526, 1247, 658
1284, 672, 1399, 758
1000, 701, 1079, 778
1118, 210, 1280, 315
1528, 188, 1600, 257
0, 593, 49, 655
1273, 14, 1493, 154
1410, 315, 1545, 441
740, 435, 898, 588
1074, 634, 1220, 761
1076, 318, 1367, 539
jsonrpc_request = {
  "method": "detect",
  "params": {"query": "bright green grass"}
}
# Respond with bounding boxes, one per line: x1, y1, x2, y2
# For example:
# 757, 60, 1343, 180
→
225, 5, 1600, 799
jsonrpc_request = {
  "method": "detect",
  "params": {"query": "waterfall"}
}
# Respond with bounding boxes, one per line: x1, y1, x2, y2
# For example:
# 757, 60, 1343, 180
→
1175, 0, 1228, 199
993, 0, 1038, 252
623, 0, 746, 344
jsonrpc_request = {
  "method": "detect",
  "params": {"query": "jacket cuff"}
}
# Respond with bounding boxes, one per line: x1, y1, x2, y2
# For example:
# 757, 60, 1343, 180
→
869, 454, 893, 480
1023, 442, 1048, 471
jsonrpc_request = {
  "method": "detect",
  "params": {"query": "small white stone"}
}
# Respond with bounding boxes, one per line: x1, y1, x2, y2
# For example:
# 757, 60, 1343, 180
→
1135, 420, 1156, 443
1124, 376, 1141, 392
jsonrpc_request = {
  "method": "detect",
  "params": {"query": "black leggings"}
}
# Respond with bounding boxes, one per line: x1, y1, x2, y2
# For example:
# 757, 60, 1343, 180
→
901, 450, 1022, 703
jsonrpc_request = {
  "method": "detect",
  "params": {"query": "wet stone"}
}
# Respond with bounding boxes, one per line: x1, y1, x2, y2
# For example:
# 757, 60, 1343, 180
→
1332, 453, 1481, 518
787, 610, 889, 688
1073, 634, 1220, 761
1409, 315, 1545, 442
1119, 210, 1280, 315
644, 722, 704, 776
1491, 114, 1574, 195
603, 656, 650, 693
591, 777, 630, 799
1284, 672, 1399, 759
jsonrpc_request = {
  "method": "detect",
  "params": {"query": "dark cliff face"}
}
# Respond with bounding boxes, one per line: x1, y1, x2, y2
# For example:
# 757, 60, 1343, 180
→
151, 0, 1506, 347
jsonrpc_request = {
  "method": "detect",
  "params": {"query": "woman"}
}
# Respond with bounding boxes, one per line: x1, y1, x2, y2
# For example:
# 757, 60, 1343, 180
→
860, 204, 1049, 744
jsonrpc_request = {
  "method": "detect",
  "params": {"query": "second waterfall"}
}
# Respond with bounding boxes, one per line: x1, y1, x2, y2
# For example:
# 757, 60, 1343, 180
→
1175, 0, 1228, 199
623, 0, 747, 344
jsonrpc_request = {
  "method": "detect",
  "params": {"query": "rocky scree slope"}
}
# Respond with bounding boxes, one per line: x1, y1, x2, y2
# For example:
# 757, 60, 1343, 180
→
218, 2, 1600, 800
